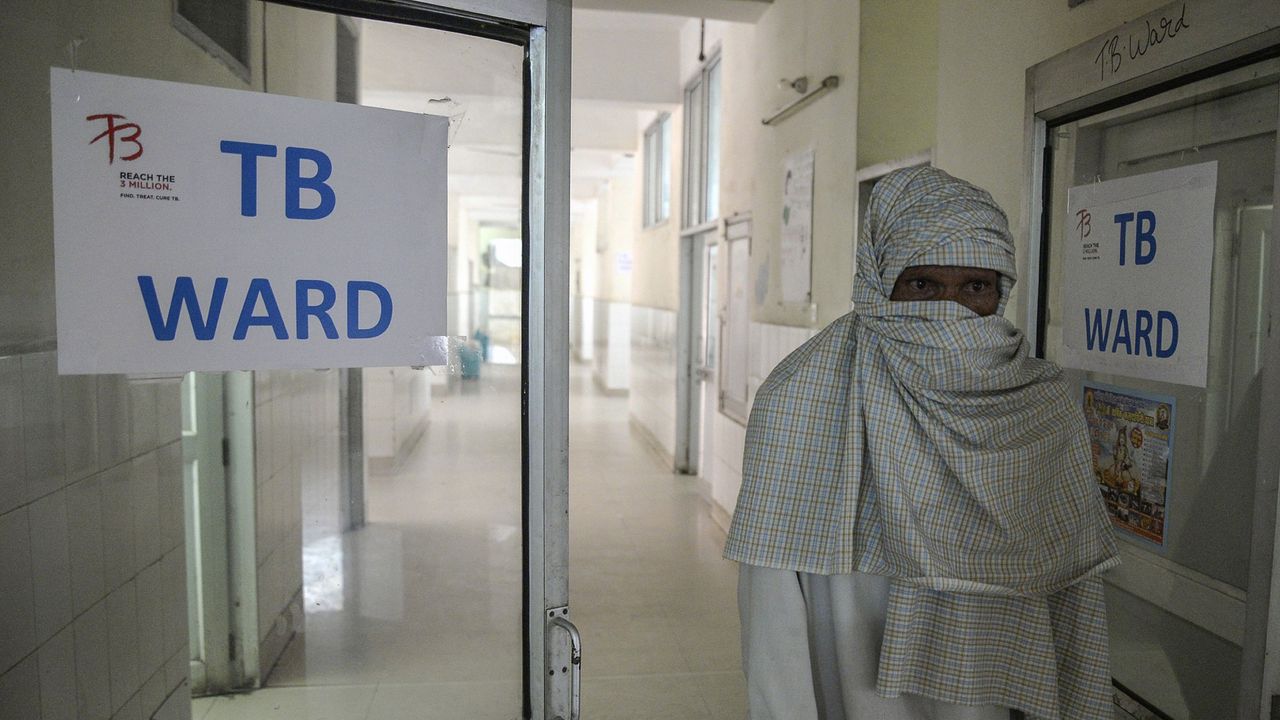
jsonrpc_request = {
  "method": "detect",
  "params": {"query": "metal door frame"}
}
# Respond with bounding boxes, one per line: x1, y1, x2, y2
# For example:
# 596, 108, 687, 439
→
266, 2, 571, 718
1023, 2, 1280, 716
676, 222, 718, 474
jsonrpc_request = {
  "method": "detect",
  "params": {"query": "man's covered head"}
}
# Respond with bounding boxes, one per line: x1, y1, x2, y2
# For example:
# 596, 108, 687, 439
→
857, 166, 1016, 317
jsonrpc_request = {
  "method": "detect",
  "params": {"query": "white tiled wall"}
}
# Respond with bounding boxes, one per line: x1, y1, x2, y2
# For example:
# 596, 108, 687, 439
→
705, 322, 817, 527
628, 305, 679, 460
252, 369, 340, 680
0, 351, 189, 720
592, 299, 631, 394
362, 367, 431, 463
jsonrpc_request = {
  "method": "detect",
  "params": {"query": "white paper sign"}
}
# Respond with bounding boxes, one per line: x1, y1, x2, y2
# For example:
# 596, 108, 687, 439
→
50, 69, 449, 374
780, 149, 814, 304
1062, 162, 1217, 387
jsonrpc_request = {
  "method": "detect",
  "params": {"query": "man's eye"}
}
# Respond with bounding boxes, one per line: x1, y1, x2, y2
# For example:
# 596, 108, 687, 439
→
967, 281, 990, 293
910, 279, 931, 291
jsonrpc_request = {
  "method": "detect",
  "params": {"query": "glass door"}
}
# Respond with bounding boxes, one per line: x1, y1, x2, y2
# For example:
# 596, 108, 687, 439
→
16, 0, 571, 718
1037, 59, 1279, 718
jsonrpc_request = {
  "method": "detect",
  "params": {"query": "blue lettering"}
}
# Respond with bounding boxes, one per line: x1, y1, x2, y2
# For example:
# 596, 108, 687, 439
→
233, 278, 288, 340
1135, 210, 1157, 265
1110, 308, 1132, 355
1156, 311, 1179, 358
1084, 307, 1112, 351
1134, 309, 1154, 357
219, 141, 278, 217
347, 281, 392, 339
1114, 212, 1134, 266
296, 279, 339, 340
285, 147, 336, 220
137, 275, 227, 341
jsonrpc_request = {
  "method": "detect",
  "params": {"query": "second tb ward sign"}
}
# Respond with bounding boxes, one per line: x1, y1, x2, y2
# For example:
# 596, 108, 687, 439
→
1061, 162, 1217, 388
50, 68, 449, 374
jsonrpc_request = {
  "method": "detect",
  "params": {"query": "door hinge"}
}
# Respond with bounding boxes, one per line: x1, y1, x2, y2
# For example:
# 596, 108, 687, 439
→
222, 437, 230, 467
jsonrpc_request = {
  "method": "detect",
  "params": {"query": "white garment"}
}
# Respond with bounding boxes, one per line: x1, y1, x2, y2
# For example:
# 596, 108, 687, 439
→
739, 564, 1012, 720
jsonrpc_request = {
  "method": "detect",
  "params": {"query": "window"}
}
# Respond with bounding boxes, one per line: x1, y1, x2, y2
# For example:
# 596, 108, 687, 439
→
643, 114, 671, 227
173, 0, 251, 81
683, 54, 723, 227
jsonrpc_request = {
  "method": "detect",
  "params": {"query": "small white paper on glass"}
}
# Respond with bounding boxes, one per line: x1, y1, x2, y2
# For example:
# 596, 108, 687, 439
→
50, 68, 449, 374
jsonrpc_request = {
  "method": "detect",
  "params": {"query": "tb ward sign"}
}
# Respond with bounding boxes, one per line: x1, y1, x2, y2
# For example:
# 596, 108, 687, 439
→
1061, 162, 1217, 387
50, 69, 448, 374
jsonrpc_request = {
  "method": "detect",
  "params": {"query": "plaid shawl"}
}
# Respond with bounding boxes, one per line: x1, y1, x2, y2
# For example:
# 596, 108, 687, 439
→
725, 166, 1120, 719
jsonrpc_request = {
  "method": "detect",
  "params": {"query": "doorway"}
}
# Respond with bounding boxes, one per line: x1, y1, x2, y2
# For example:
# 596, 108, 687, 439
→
1033, 56, 1280, 718
23, 0, 572, 717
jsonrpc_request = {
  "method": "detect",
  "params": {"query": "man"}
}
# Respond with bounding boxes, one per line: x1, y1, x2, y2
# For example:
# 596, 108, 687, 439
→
725, 166, 1118, 720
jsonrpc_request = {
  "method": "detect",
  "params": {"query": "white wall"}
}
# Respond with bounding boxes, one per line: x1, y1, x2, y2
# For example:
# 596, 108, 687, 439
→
934, 0, 1169, 319
362, 368, 432, 463
587, 164, 638, 394
629, 306, 679, 460
0, 356, 188, 720
252, 369, 340, 681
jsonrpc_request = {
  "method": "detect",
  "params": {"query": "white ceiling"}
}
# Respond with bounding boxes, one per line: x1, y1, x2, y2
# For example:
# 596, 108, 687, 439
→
574, 0, 771, 22
357, 9, 690, 200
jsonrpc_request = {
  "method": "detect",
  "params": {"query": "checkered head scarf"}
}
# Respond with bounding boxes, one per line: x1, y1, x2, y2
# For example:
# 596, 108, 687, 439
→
853, 166, 1117, 593
726, 166, 1118, 595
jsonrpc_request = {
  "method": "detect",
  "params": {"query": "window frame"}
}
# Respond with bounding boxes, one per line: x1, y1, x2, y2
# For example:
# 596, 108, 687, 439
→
642, 113, 671, 228
682, 50, 723, 229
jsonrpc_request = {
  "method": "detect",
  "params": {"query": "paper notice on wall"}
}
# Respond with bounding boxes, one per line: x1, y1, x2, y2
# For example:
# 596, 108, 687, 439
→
1061, 162, 1217, 386
1083, 383, 1175, 548
780, 149, 814, 304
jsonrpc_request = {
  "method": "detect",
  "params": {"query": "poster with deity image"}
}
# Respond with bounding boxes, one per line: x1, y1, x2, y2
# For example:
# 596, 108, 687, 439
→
1083, 382, 1175, 548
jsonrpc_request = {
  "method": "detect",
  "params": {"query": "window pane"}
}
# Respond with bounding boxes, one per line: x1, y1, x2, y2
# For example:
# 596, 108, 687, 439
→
705, 60, 722, 222
683, 82, 704, 227
659, 116, 672, 222
1041, 65, 1278, 718
643, 127, 656, 226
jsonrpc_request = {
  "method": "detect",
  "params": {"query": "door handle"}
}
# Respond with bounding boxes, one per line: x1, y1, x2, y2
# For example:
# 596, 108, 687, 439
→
549, 611, 581, 720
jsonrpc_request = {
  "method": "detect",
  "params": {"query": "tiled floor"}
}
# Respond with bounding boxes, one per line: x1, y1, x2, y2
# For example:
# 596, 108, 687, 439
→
193, 363, 746, 719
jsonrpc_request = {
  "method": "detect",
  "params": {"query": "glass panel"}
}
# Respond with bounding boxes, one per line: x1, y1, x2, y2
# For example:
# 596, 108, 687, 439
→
18, 2, 529, 716
684, 81, 705, 227
644, 126, 657, 226
1041, 61, 1278, 717
705, 59, 723, 222
660, 115, 672, 222
272, 15, 527, 716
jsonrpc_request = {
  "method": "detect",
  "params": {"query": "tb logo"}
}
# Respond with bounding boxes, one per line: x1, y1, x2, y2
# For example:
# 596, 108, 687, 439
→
87, 113, 143, 164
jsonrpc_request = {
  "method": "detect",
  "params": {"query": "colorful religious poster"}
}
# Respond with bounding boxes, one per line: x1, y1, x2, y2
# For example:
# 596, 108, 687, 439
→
1083, 383, 1175, 547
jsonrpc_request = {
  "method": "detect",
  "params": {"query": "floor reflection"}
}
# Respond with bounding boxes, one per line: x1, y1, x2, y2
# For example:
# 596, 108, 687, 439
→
194, 363, 746, 720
